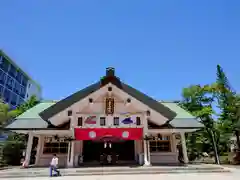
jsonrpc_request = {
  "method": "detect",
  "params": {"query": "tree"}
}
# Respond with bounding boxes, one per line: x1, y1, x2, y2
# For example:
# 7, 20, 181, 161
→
179, 84, 220, 163
0, 99, 19, 126
0, 96, 40, 166
215, 65, 240, 163
15, 95, 39, 115
216, 65, 240, 148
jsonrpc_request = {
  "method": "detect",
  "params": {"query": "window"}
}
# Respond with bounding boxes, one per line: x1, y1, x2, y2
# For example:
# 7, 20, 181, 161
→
113, 117, 119, 126
14, 82, 20, 94
0, 85, 3, 97
21, 75, 27, 87
10, 92, 17, 106
3, 89, 10, 103
136, 117, 141, 125
6, 76, 14, 90
16, 71, 22, 83
67, 110, 72, 116
18, 97, 24, 105
43, 139, 69, 154
100, 117, 106, 126
19, 85, 26, 98
149, 135, 171, 152
0, 57, 9, 72
78, 117, 83, 126
8, 64, 16, 77
0, 70, 6, 85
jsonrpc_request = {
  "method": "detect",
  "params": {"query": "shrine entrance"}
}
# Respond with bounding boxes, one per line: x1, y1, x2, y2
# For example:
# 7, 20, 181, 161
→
82, 140, 135, 164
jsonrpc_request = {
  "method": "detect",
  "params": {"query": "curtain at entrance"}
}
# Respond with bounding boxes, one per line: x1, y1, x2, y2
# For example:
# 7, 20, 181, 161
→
74, 128, 143, 140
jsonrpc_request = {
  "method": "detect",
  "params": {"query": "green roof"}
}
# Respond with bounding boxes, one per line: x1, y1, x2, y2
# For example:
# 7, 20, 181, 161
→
162, 102, 195, 119
5, 101, 203, 129
0, 50, 41, 91
162, 102, 203, 128
5, 102, 54, 129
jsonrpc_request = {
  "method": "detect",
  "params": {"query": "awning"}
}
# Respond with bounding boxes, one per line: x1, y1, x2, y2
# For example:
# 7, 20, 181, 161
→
74, 128, 143, 140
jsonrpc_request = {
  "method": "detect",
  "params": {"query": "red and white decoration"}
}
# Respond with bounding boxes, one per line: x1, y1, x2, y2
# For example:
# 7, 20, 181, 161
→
74, 128, 143, 140
84, 116, 97, 124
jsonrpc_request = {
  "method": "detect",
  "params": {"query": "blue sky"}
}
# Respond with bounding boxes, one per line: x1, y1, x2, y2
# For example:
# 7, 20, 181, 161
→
1, 1, 240, 101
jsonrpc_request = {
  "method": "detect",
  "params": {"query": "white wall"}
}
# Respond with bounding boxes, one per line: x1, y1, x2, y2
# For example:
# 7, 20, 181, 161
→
149, 134, 178, 164
150, 152, 178, 164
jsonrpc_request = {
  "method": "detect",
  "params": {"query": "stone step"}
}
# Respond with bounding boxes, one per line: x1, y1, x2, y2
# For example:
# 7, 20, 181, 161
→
0, 166, 232, 179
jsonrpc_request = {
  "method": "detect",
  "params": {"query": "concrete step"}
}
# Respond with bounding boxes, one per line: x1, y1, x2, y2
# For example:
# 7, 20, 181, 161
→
0, 165, 232, 179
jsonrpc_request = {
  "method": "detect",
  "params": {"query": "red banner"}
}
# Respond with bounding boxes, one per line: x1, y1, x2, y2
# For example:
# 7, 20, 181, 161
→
74, 128, 143, 140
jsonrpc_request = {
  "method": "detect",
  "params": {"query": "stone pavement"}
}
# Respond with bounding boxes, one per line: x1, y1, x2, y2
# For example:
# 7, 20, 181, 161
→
0, 164, 232, 179
0, 173, 238, 180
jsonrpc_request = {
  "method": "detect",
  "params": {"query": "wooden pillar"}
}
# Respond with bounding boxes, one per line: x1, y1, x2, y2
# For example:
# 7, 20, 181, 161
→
25, 132, 33, 166
35, 135, 42, 166
180, 132, 189, 164
143, 139, 150, 165
143, 112, 150, 166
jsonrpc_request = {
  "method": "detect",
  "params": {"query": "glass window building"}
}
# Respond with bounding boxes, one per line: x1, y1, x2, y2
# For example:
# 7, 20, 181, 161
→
0, 50, 42, 109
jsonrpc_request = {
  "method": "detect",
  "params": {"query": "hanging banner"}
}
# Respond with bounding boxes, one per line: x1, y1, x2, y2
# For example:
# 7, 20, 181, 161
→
74, 128, 143, 140
105, 97, 114, 115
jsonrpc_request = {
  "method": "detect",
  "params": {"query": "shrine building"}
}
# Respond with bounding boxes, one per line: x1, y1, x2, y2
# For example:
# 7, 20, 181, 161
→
4, 67, 203, 167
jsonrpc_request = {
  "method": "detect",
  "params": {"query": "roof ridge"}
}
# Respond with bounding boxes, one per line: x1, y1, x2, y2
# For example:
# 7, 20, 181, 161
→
40, 100, 58, 103
159, 100, 180, 103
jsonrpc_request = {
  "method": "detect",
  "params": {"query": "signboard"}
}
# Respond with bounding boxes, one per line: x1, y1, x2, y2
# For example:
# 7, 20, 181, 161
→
105, 97, 114, 115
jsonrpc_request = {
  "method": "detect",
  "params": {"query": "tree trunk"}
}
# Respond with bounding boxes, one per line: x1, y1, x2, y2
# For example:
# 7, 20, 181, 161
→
210, 129, 220, 164
233, 130, 240, 164
235, 131, 240, 149
206, 128, 220, 164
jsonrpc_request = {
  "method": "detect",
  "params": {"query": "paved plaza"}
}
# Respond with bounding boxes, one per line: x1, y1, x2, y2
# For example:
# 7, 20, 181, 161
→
0, 165, 239, 180
0, 172, 237, 180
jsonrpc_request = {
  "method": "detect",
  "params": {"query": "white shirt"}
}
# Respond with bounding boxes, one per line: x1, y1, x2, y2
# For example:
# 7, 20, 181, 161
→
50, 157, 58, 166
107, 155, 112, 163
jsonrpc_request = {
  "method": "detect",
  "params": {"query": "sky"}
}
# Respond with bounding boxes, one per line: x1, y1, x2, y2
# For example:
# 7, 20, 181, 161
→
1, 1, 240, 101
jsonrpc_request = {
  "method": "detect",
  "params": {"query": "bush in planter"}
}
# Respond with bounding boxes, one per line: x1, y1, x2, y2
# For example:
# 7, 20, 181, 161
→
2, 141, 25, 166
0, 142, 6, 167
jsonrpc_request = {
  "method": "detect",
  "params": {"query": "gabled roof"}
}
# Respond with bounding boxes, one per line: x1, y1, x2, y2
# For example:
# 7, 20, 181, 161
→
161, 102, 203, 128
5, 101, 203, 130
39, 68, 177, 121
4, 102, 69, 130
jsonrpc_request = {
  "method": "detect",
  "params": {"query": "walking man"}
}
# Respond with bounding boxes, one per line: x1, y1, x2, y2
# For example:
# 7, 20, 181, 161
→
50, 154, 61, 177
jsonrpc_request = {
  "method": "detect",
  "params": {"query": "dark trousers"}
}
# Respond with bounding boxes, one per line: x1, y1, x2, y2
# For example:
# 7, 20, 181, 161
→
49, 165, 60, 176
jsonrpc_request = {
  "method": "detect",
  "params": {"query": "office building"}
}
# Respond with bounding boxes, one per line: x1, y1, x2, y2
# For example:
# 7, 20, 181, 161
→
0, 50, 42, 109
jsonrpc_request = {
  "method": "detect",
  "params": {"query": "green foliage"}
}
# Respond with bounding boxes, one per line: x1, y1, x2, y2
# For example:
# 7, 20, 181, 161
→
180, 65, 240, 164
216, 65, 240, 149
0, 96, 39, 166
0, 142, 6, 167
2, 141, 25, 165
16, 95, 39, 114
0, 100, 19, 126
180, 84, 220, 161
180, 84, 216, 128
